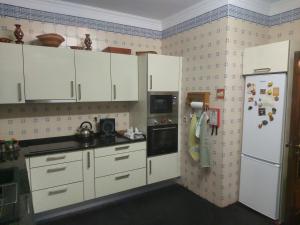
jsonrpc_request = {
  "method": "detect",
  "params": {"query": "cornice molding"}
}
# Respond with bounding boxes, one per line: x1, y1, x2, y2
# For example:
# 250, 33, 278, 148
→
0, 0, 162, 31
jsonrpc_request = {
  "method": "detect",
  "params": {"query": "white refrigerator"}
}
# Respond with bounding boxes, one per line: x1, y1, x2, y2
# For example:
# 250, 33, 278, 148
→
239, 73, 287, 220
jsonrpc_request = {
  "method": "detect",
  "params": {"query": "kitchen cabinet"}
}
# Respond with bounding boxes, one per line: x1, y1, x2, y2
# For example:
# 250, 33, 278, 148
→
147, 54, 181, 92
243, 40, 289, 75
75, 51, 111, 102
147, 153, 179, 184
23, 45, 76, 101
0, 43, 25, 104
111, 54, 138, 101
82, 150, 95, 200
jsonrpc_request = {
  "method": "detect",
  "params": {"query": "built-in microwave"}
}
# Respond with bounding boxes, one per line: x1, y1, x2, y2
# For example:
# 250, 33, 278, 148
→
148, 92, 178, 115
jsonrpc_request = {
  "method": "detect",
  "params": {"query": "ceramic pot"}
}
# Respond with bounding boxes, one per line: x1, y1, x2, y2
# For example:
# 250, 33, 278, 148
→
84, 34, 92, 50
14, 24, 24, 44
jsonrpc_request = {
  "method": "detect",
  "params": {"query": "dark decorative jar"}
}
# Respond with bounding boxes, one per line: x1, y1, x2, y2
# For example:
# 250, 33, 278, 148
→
84, 34, 92, 50
14, 24, 24, 44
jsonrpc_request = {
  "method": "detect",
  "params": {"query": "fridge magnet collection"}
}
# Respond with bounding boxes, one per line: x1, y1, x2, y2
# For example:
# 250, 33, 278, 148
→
246, 82, 280, 129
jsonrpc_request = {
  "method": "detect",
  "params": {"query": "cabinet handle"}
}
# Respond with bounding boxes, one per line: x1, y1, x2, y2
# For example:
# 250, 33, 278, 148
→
48, 188, 68, 196
150, 75, 152, 90
71, 81, 74, 97
115, 146, 130, 151
115, 155, 129, 161
47, 166, 66, 173
46, 155, 66, 161
78, 84, 82, 100
254, 68, 271, 73
113, 85, 116, 100
17, 83, 22, 102
115, 174, 130, 180
149, 160, 152, 175
87, 151, 91, 169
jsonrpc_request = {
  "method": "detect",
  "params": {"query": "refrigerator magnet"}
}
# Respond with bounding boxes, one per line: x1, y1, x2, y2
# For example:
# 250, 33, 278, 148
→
248, 106, 253, 110
267, 89, 272, 95
258, 108, 266, 116
273, 87, 279, 97
268, 81, 273, 87
248, 97, 254, 102
272, 108, 277, 114
274, 96, 279, 101
262, 120, 268, 126
260, 89, 266, 94
268, 112, 274, 121
258, 123, 263, 129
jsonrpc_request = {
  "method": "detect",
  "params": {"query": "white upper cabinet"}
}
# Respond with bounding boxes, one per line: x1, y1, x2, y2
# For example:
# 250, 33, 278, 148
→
23, 45, 76, 101
111, 54, 138, 101
243, 40, 290, 75
0, 43, 24, 104
75, 51, 111, 102
148, 54, 181, 92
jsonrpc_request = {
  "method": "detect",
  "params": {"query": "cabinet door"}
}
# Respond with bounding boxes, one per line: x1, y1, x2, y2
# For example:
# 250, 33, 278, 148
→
148, 55, 180, 92
147, 153, 179, 184
243, 40, 289, 75
83, 150, 95, 200
75, 51, 111, 102
0, 43, 24, 104
111, 54, 138, 101
23, 45, 76, 101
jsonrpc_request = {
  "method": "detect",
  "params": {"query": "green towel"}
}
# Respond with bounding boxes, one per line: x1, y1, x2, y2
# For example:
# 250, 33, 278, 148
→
188, 114, 200, 161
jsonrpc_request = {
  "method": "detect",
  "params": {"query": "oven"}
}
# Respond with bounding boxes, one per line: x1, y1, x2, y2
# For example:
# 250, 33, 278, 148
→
148, 92, 178, 115
147, 124, 178, 157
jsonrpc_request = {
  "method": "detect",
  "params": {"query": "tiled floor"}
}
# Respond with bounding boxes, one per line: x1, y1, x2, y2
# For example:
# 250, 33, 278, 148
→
38, 184, 274, 225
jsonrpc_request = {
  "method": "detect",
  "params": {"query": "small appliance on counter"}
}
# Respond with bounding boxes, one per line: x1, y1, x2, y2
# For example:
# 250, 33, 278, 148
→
99, 118, 116, 137
76, 121, 94, 141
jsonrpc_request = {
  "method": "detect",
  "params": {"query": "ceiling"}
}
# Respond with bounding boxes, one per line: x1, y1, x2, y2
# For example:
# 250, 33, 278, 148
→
60, 0, 213, 20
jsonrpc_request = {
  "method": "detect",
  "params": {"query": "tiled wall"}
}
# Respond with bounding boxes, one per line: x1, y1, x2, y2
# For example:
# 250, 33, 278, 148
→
0, 16, 161, 140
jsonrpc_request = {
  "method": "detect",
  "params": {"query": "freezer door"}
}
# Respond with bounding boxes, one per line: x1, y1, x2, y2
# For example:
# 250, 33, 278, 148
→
242, 73, 286, 164
239, 154, 280, 219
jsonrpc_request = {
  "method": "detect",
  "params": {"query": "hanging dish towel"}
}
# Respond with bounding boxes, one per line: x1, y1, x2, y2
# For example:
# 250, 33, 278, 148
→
188, 114, 200, 161
198, 112, 211, 168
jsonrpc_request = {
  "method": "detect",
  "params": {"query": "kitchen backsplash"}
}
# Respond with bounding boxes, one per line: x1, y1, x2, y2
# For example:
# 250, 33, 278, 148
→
0, 102, 130, 140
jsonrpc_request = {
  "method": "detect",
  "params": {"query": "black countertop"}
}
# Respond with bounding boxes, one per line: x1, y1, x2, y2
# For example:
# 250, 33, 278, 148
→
20, 134, 146, 157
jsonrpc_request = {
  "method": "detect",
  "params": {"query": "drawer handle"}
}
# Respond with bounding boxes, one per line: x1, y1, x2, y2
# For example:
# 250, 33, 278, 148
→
46, 156, 66, 161
254, 68, 271, 73
115, 174, 130, 180
47, 166, 66, 173
115, 146, 130, 151
48, 188, 68, 196
115, 155, 129, 161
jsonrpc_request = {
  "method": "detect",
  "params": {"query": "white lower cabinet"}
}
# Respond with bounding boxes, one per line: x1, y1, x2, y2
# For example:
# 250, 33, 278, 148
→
147, 153, 179, 184
32, 182, 84, 213
95, 150, 146, 177
83, 150, 95, 200
95, 168, 146, 198
26, 142, 148, 213
30, 160, 83, 191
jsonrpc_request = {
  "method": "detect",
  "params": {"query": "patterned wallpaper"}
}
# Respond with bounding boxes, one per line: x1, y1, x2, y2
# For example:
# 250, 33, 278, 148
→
0, 16, 161, 140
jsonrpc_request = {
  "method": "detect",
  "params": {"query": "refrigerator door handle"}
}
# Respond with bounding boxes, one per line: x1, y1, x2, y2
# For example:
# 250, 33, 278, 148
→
241, 154, 281, 167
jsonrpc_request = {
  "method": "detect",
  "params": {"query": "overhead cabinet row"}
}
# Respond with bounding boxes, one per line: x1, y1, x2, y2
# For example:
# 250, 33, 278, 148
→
0, 43, 138, 104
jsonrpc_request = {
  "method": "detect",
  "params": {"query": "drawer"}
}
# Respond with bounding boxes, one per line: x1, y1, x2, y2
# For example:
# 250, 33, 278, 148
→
95, 150, 146, 177
32, 182, 83, 213
94, 142, 146, 157
31, 161, 83, 191
95, 168, 146, 198
30, 151, 82, 168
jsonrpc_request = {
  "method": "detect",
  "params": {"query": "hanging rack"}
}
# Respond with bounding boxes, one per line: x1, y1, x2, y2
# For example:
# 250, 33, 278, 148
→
186, 92, 210, 110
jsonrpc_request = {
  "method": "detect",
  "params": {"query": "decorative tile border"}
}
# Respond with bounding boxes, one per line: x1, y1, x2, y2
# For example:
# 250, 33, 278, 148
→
1, 3, 300, 40
162, 4, 300, 38
0, 3, 162, 39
